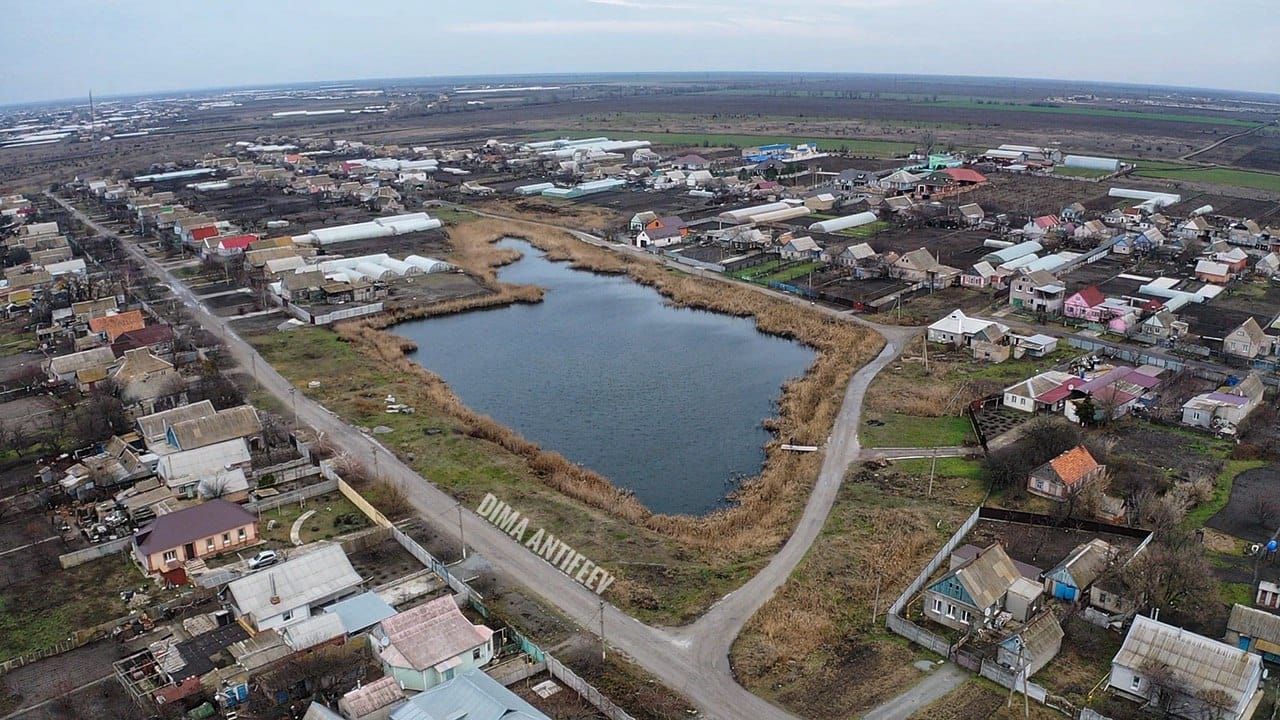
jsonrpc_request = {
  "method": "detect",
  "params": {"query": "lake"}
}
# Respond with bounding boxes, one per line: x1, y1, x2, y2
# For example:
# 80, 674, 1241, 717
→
397, 239, 816, 515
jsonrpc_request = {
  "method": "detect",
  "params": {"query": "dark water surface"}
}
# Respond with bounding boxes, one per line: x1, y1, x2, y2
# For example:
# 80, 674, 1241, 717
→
398, 239, 815, 515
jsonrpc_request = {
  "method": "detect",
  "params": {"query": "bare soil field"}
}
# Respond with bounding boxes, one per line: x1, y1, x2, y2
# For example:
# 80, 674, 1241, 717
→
1206, 465, 1280, 542
1163, 192, 1280, 220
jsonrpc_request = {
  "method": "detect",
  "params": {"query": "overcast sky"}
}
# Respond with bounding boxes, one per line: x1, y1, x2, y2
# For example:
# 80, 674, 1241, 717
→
5, 0, 1277, 105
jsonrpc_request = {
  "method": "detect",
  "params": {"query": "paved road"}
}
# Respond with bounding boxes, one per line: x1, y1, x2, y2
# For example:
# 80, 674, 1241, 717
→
57, 193, 928, 719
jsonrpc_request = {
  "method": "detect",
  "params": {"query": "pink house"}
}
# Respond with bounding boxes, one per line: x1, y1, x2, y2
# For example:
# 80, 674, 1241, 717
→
1063, 286, 1106, 321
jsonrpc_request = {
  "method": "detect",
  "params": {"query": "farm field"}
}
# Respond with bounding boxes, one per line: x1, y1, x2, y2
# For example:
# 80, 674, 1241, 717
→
1132, 165, 1280, 193
1052, 166, 1113, 179
924, 100, 1263, 127
529, 129, 915, 156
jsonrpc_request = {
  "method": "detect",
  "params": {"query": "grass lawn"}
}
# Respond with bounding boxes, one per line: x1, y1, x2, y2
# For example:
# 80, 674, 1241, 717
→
838, 220, 891, 238
924, 100, 1261, 127
1131, 165, 1280, 193
761, 262, 822, 284
256, 493, 370, 546
1184, 459, 1269, 528
891, 457, 987, 482
432, 207, 479, 225
727, 259, 786, 281
0, 332, 36, 358
862, 413, 973, 448
0, 554, 144, 660
529, 130, 912, 157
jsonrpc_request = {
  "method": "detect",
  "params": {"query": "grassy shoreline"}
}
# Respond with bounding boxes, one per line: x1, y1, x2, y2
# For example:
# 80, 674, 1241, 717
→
256, 216, 883, 622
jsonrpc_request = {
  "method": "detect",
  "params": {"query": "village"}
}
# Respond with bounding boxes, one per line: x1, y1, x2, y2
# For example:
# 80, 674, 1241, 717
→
0, 100, 1278, 720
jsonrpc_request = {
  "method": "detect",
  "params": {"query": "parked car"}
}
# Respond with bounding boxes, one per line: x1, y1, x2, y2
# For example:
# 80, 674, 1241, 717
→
247, 550, 278, 570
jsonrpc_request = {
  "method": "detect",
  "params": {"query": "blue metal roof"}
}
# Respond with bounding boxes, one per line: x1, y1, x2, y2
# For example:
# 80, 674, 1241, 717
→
390, 670, 550, 720
326, 591, 397, 634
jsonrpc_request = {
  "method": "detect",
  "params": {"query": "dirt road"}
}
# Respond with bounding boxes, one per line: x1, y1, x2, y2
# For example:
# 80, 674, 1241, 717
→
55, 192, 923, 719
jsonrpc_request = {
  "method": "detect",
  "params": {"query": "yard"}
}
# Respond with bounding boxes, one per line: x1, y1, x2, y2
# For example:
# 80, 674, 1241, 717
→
1124, 159, 1280, 193
1200, 461, 1275, 539
0, 554, 145, 661
759, 261, 823, 284
862, 413, 974, 448
908, 679, 1063, 720
837, 219, 892, 238
256, 493, 371, 546
730, 458, 983, 717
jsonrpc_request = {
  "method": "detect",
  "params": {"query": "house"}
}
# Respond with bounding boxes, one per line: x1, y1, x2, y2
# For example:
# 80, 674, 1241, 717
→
958, 203, 984, 226
157, 438, 252, 497
923, 544, 1021, 631
779, 235, 821, 261
165, 405, 262, 451
112, 324, 176, 361
1061, 203, 1086, 222
1075, 219, 1109, 241
225, 544, 362, 632
111, 348, 183, 416
1043, 539, 1117, 601
997, 612, 1064, 678
882, 195, 916, 214
1064, 365, 1164, 423
136, 400, 216, 452
87, 310, 146, 343
1063, 286, 1107, 322
960, 260, 999, 289
836, 242, 876, 267
371, 595, 495, 692
1140, 310, 1186, 343
943, 167, 987, 186
132, 499, 258, 576
927, 309, 1009, 349
891, 248, 960, 287
1023, 215, 1062, 239
1195, 259, 1232, 284
46, 345, 118, 385
1255, 252, 1280, 277
1109, 614, 1263, 720
338, 675, 405, 720
1223, 317, 1269, 359
1003, 371, 1078, 414
387, 669, 551, 720
1009, 333, 1059, 358
1180, 215, 1212, 240
1027, 446, 1105, 502
281, 270, 327, 304
1225, 604, 1280, 664
635, 224, 685, 249
671, 154, 710, 170
1009, 270, 1065, 315
879, 170, 920, 192
1182, 373, 1266, 433
1217, 246, 1250, 273
804, 193, 836, 212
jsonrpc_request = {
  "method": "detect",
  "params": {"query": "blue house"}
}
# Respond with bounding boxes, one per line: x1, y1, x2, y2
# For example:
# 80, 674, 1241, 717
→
923, 544, 1021, 631
1043, 539, 1116, 602
1226, 603, 1280, 664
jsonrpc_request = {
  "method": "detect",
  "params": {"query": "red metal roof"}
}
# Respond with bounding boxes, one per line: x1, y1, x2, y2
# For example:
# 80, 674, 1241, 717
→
1071, 286, 1105, 307
191, 225, 219, 241
943, 167, 987, 184
218, 234, 256, 250
1037, 377, 1083, 404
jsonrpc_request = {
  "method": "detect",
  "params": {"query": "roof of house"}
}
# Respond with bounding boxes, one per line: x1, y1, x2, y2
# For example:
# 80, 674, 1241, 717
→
378, 595, 494, 672
1033, 215, 1062, 229
1004, 370, 1076, 402
280, 612, 346, 651
1071, 286, 1105, 307
112, 348, 173, 385
112, 324, 174, 356
929, 309, 1008, 338
218, 234, 257, 251
944, 168, 987, 184
1049, 539, 1115, 588
953, 544, 1022, 610
283, 269, 325, 291
88, 310, 146, 341
389, 669, 550, 720
881, 170, 921, 185
303, 703, 346, 720
1002, 611, 1064, 663
227, 544, 362, 621
168, 405, 261, 450
1227, 604, 1280, 645
1041, 446, 1102, 488
1196, 259, 1230, 277
784, 236, 821, 253
340, 676, 405, 718
844, 242, 876, 260
1234, 317, 1266, 346
953, 544, 1042, 581
884, 195, 916, 211
48, 345, 117, 376
1015, 269, 1062, 289
958, 203, 984, 218
157, 438, 251, 484
326, 591, 397, 634
1112, 614, 1261, 705
137, 400, 217, 442
134, 499, 257, 557
643, 225, 684, 241
896, 248, 943, 272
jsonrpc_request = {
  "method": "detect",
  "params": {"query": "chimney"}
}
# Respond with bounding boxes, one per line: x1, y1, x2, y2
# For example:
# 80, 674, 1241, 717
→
269, 573, 280, 605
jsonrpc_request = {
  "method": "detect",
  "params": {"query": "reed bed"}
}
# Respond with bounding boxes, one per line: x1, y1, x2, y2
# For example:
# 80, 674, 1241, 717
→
336, 218, 884, 560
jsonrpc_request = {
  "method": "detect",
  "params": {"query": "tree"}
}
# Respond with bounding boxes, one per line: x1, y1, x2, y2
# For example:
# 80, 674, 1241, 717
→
1119, 537, 1219, 626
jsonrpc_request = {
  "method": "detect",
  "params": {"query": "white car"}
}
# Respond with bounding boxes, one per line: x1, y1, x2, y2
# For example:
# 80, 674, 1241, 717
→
246, 550, 279, 570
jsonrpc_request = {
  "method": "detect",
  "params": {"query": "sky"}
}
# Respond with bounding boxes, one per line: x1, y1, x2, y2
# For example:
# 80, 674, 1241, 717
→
5, 0, 1277, 105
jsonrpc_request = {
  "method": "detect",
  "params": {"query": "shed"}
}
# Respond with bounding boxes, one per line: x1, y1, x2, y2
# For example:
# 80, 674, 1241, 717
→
997, 611, 1064, 677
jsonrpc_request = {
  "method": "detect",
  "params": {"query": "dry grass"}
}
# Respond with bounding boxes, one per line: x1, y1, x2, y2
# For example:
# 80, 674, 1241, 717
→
730, 464, 982, 716
471, 198, 622, 232
908, 680, 1064, 720
335, 217, 883, 564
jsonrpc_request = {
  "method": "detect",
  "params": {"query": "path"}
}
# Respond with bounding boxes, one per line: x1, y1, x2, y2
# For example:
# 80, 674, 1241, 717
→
56, 193, 933, 719
861, 663, 969, 720
1179, 119, 1277, 161
290, 509, 316, 545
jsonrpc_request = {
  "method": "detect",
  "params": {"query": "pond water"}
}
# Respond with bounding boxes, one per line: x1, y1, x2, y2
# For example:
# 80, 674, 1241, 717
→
397, 239, 816, 515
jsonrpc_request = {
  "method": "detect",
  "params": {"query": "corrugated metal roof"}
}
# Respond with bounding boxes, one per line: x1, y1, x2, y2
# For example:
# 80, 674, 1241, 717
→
955, 544, 1021, 610
170, 405, 261, 450
327, 591, 397, 634
1228, 604, 1280, 645
227, 544, 361, 622
378, 595, 492, 672
157, 438, 251, 484
1113, 614, 1260, 703
137, 400, 216, 444
340, 675, 404, 717
389, 669, 550, 720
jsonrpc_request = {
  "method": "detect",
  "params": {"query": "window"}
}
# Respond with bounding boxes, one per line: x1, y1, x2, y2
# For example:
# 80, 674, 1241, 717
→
1130, 675, 1141, 691
473, 647, 484, 660
933, 599, 943, 614
238, 528, 246, 540
443, 668, 455, 681
281, 610, 293, 622
961, 610, 972, 623
946, 604, 956, 619
222, 533, 230, 544
206, 539, 215, 551
163, 550, 177, 562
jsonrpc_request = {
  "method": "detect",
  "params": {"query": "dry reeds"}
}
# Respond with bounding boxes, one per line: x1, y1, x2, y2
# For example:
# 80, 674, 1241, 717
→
335, 217, 885, 560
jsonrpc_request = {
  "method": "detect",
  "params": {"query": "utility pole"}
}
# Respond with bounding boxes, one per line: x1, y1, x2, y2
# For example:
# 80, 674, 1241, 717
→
928, 446, 938, 497
457, 503, 467, 560
599, 600, 606, 662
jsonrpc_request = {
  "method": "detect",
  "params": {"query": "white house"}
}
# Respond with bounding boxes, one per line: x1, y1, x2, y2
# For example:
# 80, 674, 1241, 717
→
927, 309, 1009, 347
1109, 614, 1263, 720
226, 544, 363, 632
1182, 374, 1265, 434
371, 595, 494, 692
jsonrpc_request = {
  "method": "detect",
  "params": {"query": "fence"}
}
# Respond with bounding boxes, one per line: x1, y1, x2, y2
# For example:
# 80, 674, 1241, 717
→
546, 655, 638, 720
59, 536, 132, 569
247, 478, 338, 513
338, 478, 391, 529
0, 639, 76, 674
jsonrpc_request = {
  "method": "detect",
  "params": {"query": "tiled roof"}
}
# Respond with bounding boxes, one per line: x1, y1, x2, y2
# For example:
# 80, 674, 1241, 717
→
1072, 286, 1105, 307
88, 310, 146, 341
1048, 446, 1100, 487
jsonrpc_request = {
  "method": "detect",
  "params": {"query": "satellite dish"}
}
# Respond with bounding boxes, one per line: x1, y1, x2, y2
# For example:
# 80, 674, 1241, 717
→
1252, 544, 1262, 555
1269, 540, 1278, 553
380, 636, 390, 648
